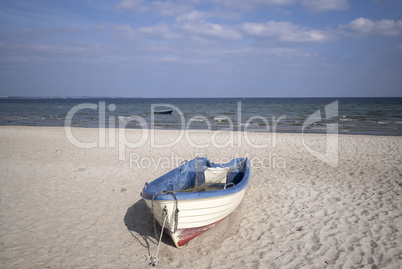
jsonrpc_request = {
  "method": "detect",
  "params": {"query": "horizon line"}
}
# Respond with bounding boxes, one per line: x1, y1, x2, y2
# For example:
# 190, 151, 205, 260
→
1, 96, 402, 99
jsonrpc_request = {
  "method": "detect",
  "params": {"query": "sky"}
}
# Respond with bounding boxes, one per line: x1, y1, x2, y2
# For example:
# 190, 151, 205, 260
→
0, 0, 401, 98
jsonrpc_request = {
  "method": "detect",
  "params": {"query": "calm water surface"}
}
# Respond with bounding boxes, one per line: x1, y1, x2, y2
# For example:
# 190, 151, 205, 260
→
0, 98, 401, 136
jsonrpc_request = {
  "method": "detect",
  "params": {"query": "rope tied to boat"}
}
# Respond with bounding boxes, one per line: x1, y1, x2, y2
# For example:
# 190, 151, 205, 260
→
151, 191, 179, 236
145, 206, 168, 267
164, 191, 179, 234
146, 191, 179, 266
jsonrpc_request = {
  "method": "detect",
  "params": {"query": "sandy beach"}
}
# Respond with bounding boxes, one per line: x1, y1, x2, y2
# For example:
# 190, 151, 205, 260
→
0, 126, 401, 268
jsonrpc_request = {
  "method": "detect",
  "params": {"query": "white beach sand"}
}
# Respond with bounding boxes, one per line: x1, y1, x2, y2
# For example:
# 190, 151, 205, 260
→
0, 126, 401, 268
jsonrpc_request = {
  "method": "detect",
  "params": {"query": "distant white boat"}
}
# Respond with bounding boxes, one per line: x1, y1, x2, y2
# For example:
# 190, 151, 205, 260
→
214, 116, 229, 122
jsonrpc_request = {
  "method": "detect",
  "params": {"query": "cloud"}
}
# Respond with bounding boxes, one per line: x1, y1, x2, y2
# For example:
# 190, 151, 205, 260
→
151, 1, 193, 17
175, 11, 210, 22
207, 0, 297, 11
113, 19, 334, 46
241, 21, 331, 43
301, 0, 350, 13
115, 0, 193, 17
114, 21, 241, 42
220, 46, 314, 59
115, 0, 298, 17
114, 24, 137, 39
138, 23, 179, 39
175, 21, 242, 41
114, 0, 149, 13
339, 18, 402, 37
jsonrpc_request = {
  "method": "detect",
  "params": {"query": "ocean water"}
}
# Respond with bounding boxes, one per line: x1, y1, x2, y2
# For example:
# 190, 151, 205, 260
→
0, 98, 401, 136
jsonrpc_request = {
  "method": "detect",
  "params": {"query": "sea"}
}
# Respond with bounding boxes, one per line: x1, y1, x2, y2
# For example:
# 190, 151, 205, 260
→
0, 97, 401, 136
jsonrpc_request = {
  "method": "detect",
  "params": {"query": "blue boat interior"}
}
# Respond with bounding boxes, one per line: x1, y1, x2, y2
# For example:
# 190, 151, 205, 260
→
142, 157, 248, 199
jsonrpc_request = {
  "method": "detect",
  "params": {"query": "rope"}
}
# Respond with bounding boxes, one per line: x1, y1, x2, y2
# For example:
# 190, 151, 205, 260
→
226, 158, 247, 175
146, 191, 179, 267
164, 191, 179, 234
195, 156, 198, 188
145, 206, 167, 267
151, 191, 179, 240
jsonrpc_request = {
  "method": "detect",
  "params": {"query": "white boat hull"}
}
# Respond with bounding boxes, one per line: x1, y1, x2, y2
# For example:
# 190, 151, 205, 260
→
144, 188, 246, 248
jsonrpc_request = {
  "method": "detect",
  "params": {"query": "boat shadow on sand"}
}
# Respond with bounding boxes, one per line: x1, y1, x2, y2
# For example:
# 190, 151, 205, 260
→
124, 199, 175, 253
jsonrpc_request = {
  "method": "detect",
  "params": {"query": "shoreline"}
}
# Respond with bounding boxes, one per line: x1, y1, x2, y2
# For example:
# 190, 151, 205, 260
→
1, 126, 401, 268
2, 124, 402, 137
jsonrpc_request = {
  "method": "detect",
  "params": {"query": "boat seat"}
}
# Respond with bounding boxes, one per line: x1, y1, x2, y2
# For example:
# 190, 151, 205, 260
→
204, 167, 230, 184
193, 159, 246, 189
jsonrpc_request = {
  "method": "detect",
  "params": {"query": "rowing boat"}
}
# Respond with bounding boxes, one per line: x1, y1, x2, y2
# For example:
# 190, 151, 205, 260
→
153, 109, 173, 114
140, 157, 250, 248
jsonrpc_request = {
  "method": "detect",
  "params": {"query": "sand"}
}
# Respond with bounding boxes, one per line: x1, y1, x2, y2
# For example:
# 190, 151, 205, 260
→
0, 126, 401, 268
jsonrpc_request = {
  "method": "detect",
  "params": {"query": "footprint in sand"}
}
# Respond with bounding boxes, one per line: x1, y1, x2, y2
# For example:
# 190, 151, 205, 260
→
325, 249, 340, 263
351, 251, 364, 264
305, 233, 321, 252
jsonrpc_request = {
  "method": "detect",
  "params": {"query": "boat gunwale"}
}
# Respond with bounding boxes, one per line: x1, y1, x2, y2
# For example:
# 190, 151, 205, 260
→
141, 158, 250, 201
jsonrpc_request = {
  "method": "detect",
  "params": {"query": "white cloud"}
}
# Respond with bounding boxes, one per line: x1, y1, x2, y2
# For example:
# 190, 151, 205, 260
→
114, 18, 334, 45
116, 0, 355, 22
301, 0, 350, 13
241, 21, 331, 43
175, 9, 245, 22
138, 23, 179, 39
208, 0, 297, 10
151, 1, 193, 17
339, 18, 402, 37
114, 24, 175, 41
114, 24, 137, 38
114, 0, 298, 17
113, 21, 241, 42
114, 0, 149, 13
221, 46, 310, 58
175, 11, 209, 22
175, 21, 242, 41
115, 0, 194, 17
